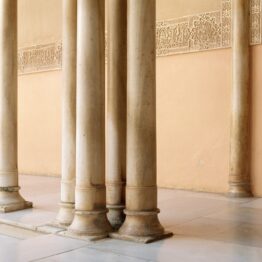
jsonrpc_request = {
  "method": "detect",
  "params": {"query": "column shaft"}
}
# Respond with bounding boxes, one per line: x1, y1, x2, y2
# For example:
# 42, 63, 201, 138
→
56, 0, 77, 226
229, 0, 252, 197
0, 0, 32, 212
106, 0, 127, 229
69, 0, 112, 236
113, 0, 172, 243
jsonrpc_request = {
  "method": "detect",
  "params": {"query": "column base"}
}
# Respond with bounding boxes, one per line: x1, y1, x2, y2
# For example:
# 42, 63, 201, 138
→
55, 202, 75, 226
0, 187, 32, 213
228, 183, 253, 198
68, 209, 112, 237
115, 209, 173, 243
110, 231, 173, 244
37, 224, 66, 234
59, 230, 108, 242
107, 204, 125, 230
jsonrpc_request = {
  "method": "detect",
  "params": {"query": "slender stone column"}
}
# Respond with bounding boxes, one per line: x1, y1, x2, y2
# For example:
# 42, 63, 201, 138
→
229, 0, 252, 197
111, 0, 172, 243
106, 0, 127, 230
56, 0, 77, 226
0, 0, 32, 212
68, 0, 112, 237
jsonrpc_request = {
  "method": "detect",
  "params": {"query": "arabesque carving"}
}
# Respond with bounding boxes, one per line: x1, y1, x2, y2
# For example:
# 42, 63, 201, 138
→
251, 0, 261, 44
18, 43, 62, 74
156, 0, 232, 56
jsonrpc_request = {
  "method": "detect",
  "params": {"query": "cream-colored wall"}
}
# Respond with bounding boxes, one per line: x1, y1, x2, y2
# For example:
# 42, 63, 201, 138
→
157, 49, 231, 193
18, 0, 62, 47
251, 45, 262, 196
17, 0, 262, 196
156, 0, 221, 20
18, 71, 61, 176
18, 0, 62, 176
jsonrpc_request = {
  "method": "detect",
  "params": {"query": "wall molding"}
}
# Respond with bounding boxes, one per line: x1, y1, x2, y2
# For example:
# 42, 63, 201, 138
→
18, 0, 262, 75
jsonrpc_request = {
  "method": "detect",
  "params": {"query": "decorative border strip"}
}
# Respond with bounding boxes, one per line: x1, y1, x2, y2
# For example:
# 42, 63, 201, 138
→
18, 43, 62, 75
18, 0, 262, 74
156, 0, 232, 56
251, 0, 262, 44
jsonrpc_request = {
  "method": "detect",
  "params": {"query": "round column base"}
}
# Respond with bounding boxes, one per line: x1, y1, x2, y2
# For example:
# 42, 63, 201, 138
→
110, 230, 173, 244
119, 209, 165, 237
0, 188, 32, 212
68, 209, 112, 237
107, 204, 125, 230
56, 202, 75, 226
228, 183, 253, 198
113, 209, 173, 243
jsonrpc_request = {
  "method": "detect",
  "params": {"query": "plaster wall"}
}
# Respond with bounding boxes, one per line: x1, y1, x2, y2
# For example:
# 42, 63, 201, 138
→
17, 0, 262, 196
157, 49, 231, 193
18, 71, 61, 176
251, 45, 262, 196
18, 0, 62, 47
157, 0, 221, 20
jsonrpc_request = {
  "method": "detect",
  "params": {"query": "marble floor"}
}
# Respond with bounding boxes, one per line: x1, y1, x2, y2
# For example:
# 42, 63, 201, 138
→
0, 175, 261, 261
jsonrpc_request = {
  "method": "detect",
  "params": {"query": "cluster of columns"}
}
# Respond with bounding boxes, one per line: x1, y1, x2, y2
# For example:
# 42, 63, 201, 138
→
0, 0, 252, 242
55, 0, 170, 242
55, 0, 253, 242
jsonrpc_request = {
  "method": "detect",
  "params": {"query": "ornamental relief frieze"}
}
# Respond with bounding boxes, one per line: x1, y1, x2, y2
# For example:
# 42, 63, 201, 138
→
251, 0, 261, 44
156, 0, 261, 56
18, 0, 262, 74
18, 43, 62, 75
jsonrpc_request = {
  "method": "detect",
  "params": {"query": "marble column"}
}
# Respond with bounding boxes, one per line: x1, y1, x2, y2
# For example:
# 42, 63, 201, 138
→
56, 0, 77, 226
0, 0, 32, 212
106, 0, 127, 230
68, 0, 112, 237
229, 0, 252, 197
111, 0, 172, 243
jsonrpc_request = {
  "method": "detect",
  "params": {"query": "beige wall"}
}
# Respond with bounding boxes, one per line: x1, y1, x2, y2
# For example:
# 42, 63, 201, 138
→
18, 0, 62, 47
156, 0, 221, 20
18, 71, 61, 176
251, 45, 262, 196
18, 0, 62, 177
17, 0, 262, 196
157, 49, 231, 193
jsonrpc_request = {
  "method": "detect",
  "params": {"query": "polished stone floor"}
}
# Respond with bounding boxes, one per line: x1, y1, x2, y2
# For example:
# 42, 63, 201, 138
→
0, 175, 261, 261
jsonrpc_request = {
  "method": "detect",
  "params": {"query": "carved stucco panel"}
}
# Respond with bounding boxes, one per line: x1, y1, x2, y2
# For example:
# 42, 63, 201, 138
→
251, 0, 261, 44
18, 43, 62, 75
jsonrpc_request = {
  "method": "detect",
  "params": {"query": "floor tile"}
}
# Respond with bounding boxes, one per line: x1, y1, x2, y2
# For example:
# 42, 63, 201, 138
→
241, 198, 262, 210
159, 194, 244, 228
215, 223, 262, 248
205, 207, 262, 225
173, 217, 242, 238
172, 217, 262, 248
0, 208, 57, 228
90, 236, 262, 262
0, 234, 89, 262
38, 246, 148, 262
0, 224, 42, 239
0, 233, 21, 245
